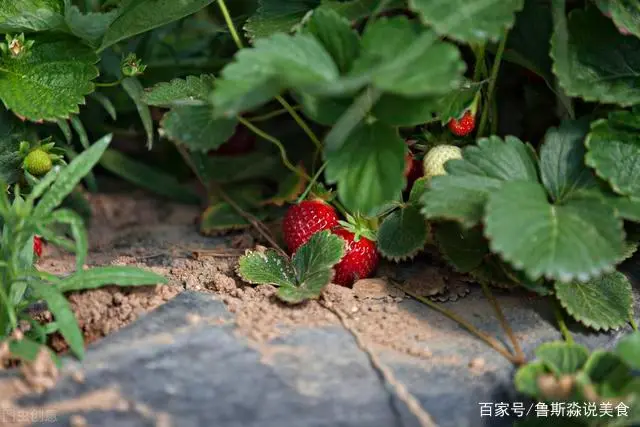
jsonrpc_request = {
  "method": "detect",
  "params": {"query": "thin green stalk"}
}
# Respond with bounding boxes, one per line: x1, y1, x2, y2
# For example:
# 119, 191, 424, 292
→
397, 282, 520, 365
237, 117, 311, 181
630, 316, 638, 331
472, 45, 486, 82
247, 105, 302, 122
94, 78, 124, 88
480, 282, 525, 364
217, 0, 322, 152
297, 163, 327, 203
0, 281, 17, 331
477, 31, 508, 137
555, 303, 574, 343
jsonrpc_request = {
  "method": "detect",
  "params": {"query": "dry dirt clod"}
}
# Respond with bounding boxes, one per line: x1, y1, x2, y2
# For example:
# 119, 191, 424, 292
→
468, 357, 485, 370
70, 414, 88, 427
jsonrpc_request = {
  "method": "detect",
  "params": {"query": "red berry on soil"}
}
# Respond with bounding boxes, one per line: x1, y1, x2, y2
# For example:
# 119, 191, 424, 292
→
33, 235, 43, 257
282, 200, 339, 254
331, 228, 379, 287
448, 111, 476, 137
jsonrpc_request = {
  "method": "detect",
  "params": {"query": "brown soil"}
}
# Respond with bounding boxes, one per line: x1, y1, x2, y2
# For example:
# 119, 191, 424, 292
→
19, 190, 478, 369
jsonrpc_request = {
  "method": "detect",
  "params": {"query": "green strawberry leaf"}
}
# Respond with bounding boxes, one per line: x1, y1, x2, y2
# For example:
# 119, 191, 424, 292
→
595, 0, 640, 39
585, 114, 640, 198
324, 121, 405, 216
295, 92, 351, 126
408, 0, 524, 43
99, 0, 216, 51
436, 84, 480, 122
377, 205, 429, 261
302, 8, 359, 74
63, 4, 118, 45
237, 248, 297, 287
534, 341, 590, 375
0, 0, 64, 32
434, 222, 488, 273
260, 167, 306, 206
244, 0, 318, 41
142, 75, 214, 107
0, 34, 99, 121
503, 0, 553, 83
554, 271, 633, 331
615, 331, 640, 370
161, 105, 238, 152
211, 33, 338, 118
514, 360, 549, 398
282, 230, 345, 304
485, 181, 625, 282
539, 119, 598, 203
372, 94, 438, 127
121, 77, 154, 149
420, 135, 539, 227
352, 17, 465, 97
237, 230, 345, 304
551, 5, 640, 107
610, 195, 640, 222
582, 350, 635, 397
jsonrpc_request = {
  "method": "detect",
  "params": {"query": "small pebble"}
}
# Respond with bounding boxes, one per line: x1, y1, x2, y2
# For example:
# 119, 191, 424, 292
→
71, 370, 85, 383
70, 414, 87, 427
469, 357, 485, 370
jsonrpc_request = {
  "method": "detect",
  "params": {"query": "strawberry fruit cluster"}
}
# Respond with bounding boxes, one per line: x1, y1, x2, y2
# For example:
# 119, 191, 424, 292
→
282, 200, 379, 287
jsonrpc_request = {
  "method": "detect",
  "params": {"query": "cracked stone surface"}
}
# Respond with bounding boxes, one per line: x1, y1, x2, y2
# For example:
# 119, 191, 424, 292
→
5, 275, 639, 427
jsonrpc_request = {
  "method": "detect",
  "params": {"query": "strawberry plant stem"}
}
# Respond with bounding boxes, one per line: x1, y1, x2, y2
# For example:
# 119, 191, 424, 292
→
480, 282, 525, 364
472, 45, 486, 82
95, 78, 124, 88
297, 163, 327, 203
247, 105, 302, 122
237, 117, 312, 181
396, 283, 518, 364
217, 0, 322, 152
630, 316, 638, 331
554, 303, 574, 343
477, 31, 508, 138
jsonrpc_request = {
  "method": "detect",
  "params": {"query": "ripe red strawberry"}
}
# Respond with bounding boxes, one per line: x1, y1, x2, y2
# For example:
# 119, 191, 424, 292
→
331, 228, 379, 287
404, 153, 423, 190
282, 200, 339, 254
448, 110, 476, 137
33, 235, 43, 257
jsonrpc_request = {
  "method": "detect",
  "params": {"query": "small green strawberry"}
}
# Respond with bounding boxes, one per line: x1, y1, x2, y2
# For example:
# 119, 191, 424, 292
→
23, 149, 53, 177
422, 145, 463, 179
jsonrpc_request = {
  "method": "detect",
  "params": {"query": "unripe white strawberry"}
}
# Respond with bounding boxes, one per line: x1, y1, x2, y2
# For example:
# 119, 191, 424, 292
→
422, 145, 463, 179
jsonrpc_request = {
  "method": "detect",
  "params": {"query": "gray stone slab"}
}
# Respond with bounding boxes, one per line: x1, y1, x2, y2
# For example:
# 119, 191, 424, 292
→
5, 262, 639, 427
13, 292, 421, 427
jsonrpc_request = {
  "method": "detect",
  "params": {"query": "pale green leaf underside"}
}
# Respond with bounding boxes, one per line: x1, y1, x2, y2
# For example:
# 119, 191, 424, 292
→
142, 75, 214, 107
554, 271, 633, 331
409, 0, 524, 43
585, 118, 640, 198
484, 181, 624, 282
324, 121, 405, 216
236, 249, 297, 287
377, 205, 429, 261
551, 6, 640, 107
0, 35, 98, 121
161, 105, 237, 152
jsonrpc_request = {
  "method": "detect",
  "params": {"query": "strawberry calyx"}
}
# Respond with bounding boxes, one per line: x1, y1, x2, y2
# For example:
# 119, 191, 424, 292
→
337, 212, 377, 242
